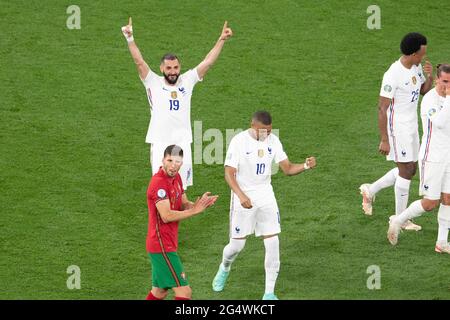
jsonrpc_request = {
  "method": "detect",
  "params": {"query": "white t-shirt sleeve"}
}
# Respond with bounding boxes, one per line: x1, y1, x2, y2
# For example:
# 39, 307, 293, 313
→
379, 69, 397, 99
224, 137, 239, 169
183, 68, 203, 87
273, 137, 288, 164
141, 69, 159, 87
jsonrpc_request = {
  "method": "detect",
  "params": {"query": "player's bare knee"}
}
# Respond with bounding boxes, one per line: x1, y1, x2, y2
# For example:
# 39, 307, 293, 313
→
182, 286, 192, 298
152, 288, 168, 299
398, 163, 416, 179
441, 193, 450, 206
422, 198, 439, 211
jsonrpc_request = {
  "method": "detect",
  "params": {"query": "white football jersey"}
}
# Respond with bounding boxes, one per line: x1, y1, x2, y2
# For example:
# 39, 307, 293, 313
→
225, 130, 288, 196
419, 88, 450, 163
380, 59, 426, 135
142, 68, 202, 144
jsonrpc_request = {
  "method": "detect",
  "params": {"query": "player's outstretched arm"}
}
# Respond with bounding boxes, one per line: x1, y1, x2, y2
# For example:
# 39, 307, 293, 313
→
196, 21, 233, 79
121, 17, 150, 80
225, 166, 253, 209
156, 192, 218, 223
420, 60, 433, 95
279, 157, 316, 176
377, 96, 391, 156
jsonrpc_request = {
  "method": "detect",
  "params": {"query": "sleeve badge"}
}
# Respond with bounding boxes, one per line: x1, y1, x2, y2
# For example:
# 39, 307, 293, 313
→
157, 189, 167, 199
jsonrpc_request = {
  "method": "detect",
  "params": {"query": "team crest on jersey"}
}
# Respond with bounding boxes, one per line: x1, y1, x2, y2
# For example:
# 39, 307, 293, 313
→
424, 185, 429, 190
171, 91, 177, 99
401, 150, 406, 157
412, 76, 417, 85
157, 189, 167, 199
268, 147, 272, 155
384, 84, 392, 92
258, 149, 264, 157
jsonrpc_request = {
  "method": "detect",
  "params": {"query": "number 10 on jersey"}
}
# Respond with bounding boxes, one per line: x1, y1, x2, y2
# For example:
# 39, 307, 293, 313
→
169, 100, 180, 110
256, 163, 266, 175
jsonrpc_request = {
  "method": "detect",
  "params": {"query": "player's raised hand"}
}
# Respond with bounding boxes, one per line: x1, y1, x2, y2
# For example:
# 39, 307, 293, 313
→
305, 157, 317, 169
423, 60, 433, 78
239, 194, 253, 209
193, 192, 219, 213
121, 17, 134, 42
379, 140, 390, 155
201, 191, 219, 208
220, 21, 233, 41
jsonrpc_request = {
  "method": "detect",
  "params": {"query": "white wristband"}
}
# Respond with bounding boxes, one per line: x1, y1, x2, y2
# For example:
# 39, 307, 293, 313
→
303, 162, 310, 170
126, 36, 134, 43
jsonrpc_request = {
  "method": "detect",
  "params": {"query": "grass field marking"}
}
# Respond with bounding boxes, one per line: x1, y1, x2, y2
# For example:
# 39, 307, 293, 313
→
66, 5, 81, 30
66, 265, 81, 290
367, 5, 381, 30
366, 265, 381, 290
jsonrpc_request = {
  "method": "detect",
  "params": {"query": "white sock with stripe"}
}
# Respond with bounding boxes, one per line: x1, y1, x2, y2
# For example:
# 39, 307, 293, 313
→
264, 236, 280, 294
221, 238, 246, 272
437, 204, 450, 243
369, 167, 399, 195
394, 176, 411, 215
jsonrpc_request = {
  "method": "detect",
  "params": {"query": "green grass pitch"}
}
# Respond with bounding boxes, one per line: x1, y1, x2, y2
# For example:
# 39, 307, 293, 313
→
1, 0, 450, 299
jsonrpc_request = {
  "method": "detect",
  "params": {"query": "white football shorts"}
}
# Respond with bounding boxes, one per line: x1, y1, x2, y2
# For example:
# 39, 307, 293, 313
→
229, 191, 281, 238
387, 130, 419, 163
419, 160, 450, 200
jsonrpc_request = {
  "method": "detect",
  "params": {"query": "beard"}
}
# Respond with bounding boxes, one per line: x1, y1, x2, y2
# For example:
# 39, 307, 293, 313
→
163, 72, 180, 85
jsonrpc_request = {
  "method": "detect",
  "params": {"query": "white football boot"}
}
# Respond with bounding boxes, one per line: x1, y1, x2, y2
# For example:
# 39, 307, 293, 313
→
359, 184, 375, 216
435, 242, 450, 254
387, 215, 402, 245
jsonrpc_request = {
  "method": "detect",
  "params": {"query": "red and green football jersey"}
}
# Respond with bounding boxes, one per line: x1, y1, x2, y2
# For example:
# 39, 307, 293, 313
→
146, 167, 184, 253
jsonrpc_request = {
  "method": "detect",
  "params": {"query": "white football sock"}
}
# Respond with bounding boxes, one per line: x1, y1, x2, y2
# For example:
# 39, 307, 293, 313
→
369, 167, 399, 195
437, 204, 450, 243
221, 238, 246, 272
394, 200, 425, 225
264, 236, 280, 294
394, 176, 411, 215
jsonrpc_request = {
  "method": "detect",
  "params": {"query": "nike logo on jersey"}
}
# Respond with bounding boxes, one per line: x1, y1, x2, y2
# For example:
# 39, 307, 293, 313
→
404, 82, 410, 86
246, 151, 252, 155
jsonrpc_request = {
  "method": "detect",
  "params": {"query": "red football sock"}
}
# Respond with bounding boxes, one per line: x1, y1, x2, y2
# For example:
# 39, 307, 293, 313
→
175, 296, 191, 300
146, 292, 162, 300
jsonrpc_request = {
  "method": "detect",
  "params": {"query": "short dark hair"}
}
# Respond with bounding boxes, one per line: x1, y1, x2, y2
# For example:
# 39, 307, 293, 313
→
164, 145, 183, 158
400, 32, 427, 55
252, 111, 272, 125
437, 63, 450, 78
160, 53, 179, 64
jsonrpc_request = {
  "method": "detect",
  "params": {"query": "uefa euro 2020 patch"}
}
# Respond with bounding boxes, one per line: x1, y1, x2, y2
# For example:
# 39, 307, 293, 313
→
157, 189, 167, 199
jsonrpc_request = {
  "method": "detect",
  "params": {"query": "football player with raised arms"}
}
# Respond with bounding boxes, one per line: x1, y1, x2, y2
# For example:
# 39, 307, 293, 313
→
387, 64, 450, 252
211, 111, 317, 300
121, 17, 233, 189
360, 32, 433, 230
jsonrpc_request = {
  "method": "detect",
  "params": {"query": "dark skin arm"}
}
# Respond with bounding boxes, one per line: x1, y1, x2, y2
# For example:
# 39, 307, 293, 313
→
378, 96, 391, 155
